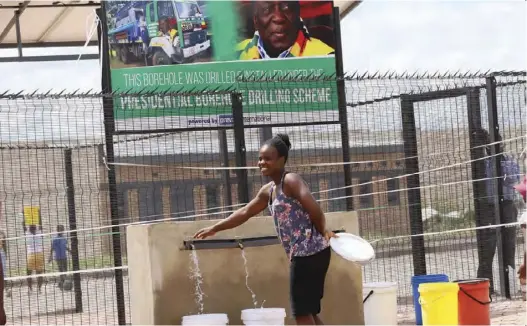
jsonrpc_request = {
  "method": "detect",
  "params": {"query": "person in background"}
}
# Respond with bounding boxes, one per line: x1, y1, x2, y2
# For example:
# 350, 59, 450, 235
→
48, 225, 70, 290
0, 231, 10, 298
194, 134, 337, 325
0, 246, 6, 325
23, 222, 45, 293
475, 129, 520, 293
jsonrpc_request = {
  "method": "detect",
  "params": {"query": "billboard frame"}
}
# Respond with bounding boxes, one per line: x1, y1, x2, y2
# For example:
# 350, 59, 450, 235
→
102, 0, 347, 135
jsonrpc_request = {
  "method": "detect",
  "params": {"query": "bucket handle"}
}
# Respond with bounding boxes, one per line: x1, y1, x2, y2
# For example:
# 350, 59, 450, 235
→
459, 287, 492, 305
363, 290, 374, 304
418, 293, 446, 306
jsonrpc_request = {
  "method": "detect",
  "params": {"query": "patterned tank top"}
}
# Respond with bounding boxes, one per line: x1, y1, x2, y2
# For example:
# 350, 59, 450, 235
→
268, 172, 329, 260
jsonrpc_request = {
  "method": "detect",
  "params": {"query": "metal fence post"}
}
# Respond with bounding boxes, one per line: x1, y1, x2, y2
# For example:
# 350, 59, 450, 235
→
232, 92, 249, 205
259, 127, 273, 146
400, 95, 426, 275
64, 148, 83, 313
333, 6, 353, 211
485, 77, 510, 298
218, 130, 233, 216
467, 87, 502, 294
97, 6, 127, 325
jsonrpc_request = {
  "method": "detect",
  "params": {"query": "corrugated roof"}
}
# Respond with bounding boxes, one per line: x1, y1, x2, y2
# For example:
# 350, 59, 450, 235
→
0, 1, 99, 47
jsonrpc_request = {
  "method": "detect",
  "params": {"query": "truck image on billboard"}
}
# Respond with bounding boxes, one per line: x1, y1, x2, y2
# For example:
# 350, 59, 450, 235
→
107, 0, 211, 66
104, 0, 339, 127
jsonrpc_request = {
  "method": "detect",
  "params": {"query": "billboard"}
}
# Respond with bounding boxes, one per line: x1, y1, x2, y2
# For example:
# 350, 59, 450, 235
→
104, 0, 339, 128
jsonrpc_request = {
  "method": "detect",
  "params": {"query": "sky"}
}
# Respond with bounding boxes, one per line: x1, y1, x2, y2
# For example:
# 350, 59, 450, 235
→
0, 0, 525, 92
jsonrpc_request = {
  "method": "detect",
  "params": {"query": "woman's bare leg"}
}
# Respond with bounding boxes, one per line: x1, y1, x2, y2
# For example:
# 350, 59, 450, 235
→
313, 314, 324, 325
295, 315, 316, 325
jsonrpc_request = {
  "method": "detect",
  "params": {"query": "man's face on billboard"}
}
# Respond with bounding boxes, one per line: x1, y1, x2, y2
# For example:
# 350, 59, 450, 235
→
253, 1, 300, 56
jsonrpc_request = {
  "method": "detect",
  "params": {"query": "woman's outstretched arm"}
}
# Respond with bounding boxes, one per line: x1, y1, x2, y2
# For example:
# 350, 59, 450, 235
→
194, 184, 271, 239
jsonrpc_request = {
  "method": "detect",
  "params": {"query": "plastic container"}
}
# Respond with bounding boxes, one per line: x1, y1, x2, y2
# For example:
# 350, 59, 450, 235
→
411, 274, 449, 325
181, 313, 229, 325
329, 232, 375, 265
454, 278, 491, 325
362, 282, 398, 325
241, 308, 286, 325
418, 282, 459, 325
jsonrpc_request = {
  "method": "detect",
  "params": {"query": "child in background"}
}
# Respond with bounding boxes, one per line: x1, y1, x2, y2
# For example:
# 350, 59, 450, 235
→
24, 223, 45, 293
49, 225, 70, 290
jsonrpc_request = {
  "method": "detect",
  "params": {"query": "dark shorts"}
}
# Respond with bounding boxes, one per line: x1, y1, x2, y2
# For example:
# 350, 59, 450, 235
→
290, 247, 331, 317
56, 259, 68, 273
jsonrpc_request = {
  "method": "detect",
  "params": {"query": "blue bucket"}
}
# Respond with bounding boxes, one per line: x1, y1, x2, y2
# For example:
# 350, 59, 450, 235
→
411, 274, 449, 325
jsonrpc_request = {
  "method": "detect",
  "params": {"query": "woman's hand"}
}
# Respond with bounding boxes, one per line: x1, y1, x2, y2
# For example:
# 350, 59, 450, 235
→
193, 226, 217, 240
324, 230, 338, 241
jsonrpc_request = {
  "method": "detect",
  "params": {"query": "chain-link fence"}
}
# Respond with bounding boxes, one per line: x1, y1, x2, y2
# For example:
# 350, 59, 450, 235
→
0, 70, 524, 324
348, 71, 526, 308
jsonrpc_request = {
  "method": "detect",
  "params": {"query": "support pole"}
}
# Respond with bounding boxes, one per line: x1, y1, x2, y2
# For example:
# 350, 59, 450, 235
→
333, 6, 353, 211
401, 95, 426, 275
232, 92, 249, 205
97, 6, 127, 325
14, 10, 23, 58
218, 130, 233, 216
485, 77, 509, 298
64, 149, 83, 313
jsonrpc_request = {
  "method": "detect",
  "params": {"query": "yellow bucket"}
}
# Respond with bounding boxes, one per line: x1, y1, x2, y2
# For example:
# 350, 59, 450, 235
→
418, 282, 459, 325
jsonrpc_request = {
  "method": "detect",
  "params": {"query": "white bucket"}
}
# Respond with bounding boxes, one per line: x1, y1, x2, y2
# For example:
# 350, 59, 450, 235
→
362, 282, 397, 325
181, 313, 229, 325
241, 308, 286, 325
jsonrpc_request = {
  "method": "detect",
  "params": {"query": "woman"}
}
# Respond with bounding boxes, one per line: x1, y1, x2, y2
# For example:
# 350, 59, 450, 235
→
194, 134, 337, 325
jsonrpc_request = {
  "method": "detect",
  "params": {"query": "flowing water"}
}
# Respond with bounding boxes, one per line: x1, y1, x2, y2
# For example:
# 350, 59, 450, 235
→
240, 248, 259, 308
189, 245, 205, 314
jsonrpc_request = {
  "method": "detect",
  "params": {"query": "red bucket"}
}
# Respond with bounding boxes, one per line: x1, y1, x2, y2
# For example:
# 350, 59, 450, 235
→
454, 278, 491, 325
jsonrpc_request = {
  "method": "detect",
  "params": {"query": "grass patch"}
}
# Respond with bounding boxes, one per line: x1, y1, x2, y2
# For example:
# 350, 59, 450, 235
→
424, 209, 476, 233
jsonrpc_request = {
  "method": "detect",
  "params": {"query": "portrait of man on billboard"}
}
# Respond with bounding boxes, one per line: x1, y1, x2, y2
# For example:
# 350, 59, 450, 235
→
235, 1, 335, 60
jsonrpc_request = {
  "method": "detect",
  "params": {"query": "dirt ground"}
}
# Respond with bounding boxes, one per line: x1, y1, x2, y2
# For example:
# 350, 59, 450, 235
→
4, 276, 525, 325
397, 299, 526, 325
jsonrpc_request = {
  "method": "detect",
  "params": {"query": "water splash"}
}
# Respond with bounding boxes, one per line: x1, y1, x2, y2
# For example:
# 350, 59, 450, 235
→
240, 248, 258, 308
189, 244, 205, 314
